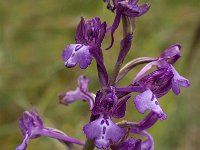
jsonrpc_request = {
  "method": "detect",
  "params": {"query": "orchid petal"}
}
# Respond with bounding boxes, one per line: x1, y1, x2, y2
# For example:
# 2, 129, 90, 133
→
170, 65, 190, 95
134, 89, 167, 120
59, 75, 95, 110
16, 110, 84, 150
112, 95, 131, 118
62, 44, 92, 69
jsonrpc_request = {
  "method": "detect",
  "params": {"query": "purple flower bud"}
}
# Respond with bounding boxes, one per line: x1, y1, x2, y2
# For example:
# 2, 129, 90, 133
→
16, 109, 84, 150
159, 44, 181, 65
107, 0, 150, 50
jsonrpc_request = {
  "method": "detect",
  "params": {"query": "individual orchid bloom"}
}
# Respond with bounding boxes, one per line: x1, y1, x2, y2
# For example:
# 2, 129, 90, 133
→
83, 88, 131, 149
62, 17, 109, 85
16, 109, 84, 150
106, 0, 150, 50
63, 17, 106, 69
134, 89, 167, 121
59, 75, 95, 110
132, 44, 190, 96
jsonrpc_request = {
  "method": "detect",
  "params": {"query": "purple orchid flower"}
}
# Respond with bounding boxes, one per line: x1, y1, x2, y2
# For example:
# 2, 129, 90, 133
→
83, 87, 131, 149
16, 109, 84, 150
62, 17, 109, 85
59, 75, 95, 110
106, 0, 150, 50
132, 44, 190, 95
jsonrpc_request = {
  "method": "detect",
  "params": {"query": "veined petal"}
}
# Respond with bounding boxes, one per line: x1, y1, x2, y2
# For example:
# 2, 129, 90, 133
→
170, 65, 190, 95
59, 75, 95, 110
120, 2, 150, 17
62, 44, 92, 69
83, 116, 125, 149
132, 61, 159, 84
134, 89, 167, 120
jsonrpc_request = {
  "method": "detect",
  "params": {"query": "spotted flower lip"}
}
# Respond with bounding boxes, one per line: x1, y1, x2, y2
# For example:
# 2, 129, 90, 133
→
83, 115, 125, 149
83, 88, 131, 149
16, 109, 84, 150
59, 75, 95, 110
134, 89, 167, 121
62, 44, 92, 69
106, 0, 150, 50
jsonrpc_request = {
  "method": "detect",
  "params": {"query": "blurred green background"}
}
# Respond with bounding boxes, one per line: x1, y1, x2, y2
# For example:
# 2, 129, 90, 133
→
0, 0, 200, 149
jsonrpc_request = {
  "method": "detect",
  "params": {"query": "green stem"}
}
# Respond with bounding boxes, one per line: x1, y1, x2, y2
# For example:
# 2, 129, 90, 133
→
83, 139, 95, 150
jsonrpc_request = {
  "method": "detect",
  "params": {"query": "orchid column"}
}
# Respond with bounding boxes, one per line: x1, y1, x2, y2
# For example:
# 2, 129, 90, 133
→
16, 0, 190, 150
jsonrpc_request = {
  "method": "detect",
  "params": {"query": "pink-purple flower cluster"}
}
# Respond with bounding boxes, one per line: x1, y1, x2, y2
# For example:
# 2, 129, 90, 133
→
16, 0, 190, 150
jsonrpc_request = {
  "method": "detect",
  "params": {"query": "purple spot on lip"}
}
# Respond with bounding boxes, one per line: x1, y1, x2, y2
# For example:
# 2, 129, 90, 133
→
71, 53, 75, 57
101, 120, 104, 125
105, 120, 109, 126
103, 126, 106, 134
155, 101, 159, 105
151, 94, 155, 101
102, 136, 104, 139
75, 44, 83, 51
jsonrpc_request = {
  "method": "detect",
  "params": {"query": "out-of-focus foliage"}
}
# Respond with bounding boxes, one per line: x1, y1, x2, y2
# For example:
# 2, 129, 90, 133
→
0, 0, 200, 150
